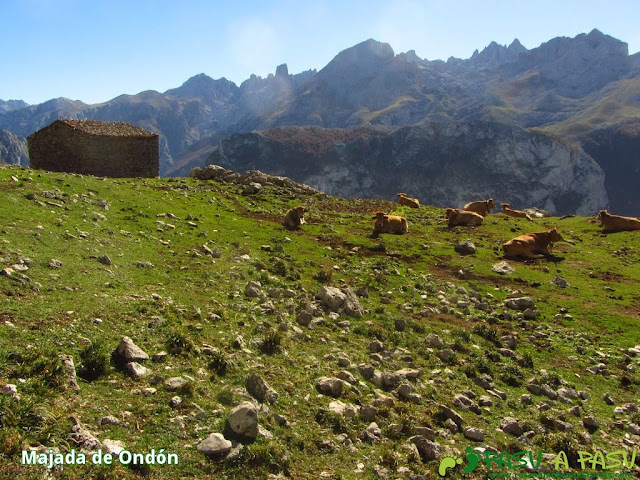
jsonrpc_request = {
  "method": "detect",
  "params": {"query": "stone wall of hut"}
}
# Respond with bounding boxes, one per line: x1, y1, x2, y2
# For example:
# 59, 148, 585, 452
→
28, 122, 159, 178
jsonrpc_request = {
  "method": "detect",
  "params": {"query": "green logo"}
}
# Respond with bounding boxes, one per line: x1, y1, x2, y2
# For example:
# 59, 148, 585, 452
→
438, 446, 637, 477
438, 446, 481, 476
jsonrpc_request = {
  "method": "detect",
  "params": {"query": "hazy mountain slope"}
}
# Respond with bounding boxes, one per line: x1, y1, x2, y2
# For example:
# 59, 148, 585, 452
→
0, 129, 28, 165
208, 122, 607, 216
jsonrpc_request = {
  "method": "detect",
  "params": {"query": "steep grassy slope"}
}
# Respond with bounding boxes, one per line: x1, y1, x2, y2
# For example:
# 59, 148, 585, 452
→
0, 165, 639, 479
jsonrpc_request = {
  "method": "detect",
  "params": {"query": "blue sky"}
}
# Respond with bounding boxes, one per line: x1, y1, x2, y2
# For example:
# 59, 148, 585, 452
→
2, 0, 639, 105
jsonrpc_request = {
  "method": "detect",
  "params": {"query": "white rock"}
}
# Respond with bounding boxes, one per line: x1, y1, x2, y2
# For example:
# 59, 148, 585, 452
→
197, 433, 232, 456
227, 402, 259, 439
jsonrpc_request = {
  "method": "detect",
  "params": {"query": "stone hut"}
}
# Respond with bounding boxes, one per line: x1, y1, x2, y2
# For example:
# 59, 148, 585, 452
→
27, 119, 159, 177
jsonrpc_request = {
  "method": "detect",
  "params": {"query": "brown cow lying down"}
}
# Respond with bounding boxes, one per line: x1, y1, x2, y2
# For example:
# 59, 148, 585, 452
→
283, 206, 306, 229
373, 211, 408, 234
464, 198, 495, 216
501, 203, 533, 221
502, 227, 565, 258
445, 208, 483, 228
397, 192, 420, 208
597, 210, 640, 233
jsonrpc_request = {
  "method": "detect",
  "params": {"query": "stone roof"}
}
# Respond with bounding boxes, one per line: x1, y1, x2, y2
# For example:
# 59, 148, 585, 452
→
57, 119, 157, 137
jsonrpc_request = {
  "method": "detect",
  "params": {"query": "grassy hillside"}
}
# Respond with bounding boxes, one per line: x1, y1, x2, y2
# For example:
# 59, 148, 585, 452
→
0, 164, 639, 479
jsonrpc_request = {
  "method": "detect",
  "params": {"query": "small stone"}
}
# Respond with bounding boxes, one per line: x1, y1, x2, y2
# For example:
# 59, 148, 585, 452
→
505, 297, 535, 311
492, 261, 515, 275
455, 240, 476, 255
583, 416, 599, 432
329, 400, 358, 418
463, 427, 485, 442
315, 377, 345, 398
113, 337, 149, 362
227, 402, 259, 439
500, 417, 524, 436
360, 405, 378, 422
164, 376, 190, 391
425, 333, 444, 349
244, 281, 263, 298
197, 433, 232, 457
2, 384, 18, 396
551, 276, 569, 288
126, 362, 151, 378
98, 254, 112, 266
246, 373, 278, 404
49, 259, 63, 268
410, 435, 442, 461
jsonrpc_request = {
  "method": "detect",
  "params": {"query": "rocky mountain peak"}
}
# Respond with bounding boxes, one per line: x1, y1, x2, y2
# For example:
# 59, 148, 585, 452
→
508, 38, 526, 54
165, 74, 239, 102
517, 28, 630, 97
276, 63, 289, 77
471, 39, 526, 65
324, 39, 395, 72
0, 99, 29, 114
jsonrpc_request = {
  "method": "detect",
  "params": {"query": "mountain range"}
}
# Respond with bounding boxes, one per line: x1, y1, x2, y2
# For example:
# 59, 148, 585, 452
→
1, 29, 639, 214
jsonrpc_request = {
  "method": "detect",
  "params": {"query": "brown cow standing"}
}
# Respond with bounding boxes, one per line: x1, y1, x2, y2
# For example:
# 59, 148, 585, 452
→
597, 210, 640, 233
502, 227, 565, 258
373, 211, 408, 235
283, 206, 306, 229
464, 198, 495, 216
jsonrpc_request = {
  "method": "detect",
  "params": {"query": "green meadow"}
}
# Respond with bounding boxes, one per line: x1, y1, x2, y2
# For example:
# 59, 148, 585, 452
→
0, 164, 638, 479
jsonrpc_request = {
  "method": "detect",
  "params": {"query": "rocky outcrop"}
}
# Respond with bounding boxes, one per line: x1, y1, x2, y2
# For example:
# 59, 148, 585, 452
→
208, 122, 608, 215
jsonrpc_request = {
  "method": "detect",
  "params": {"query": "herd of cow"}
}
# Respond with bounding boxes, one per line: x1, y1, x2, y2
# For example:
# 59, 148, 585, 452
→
282, 194, 640, 260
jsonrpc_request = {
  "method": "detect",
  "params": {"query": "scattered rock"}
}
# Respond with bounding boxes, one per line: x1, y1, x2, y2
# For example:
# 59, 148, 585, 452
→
492, 261, 515, 275
329, 400, 359, 418
125, 362, 151, 378
500, 417, 524, 436
410, 435, 442, 461
439, 405, 464, 427
98, 254, 112, 266
49, 259, 63, 269
246, 373, 278, 404
505, 297, 535, 311
551, 275, 570, 288
164, 376, 191, 391
113, 337, 149, 363
453, 394, 481, 414
463, 427, 485, 442
455, 240, 476, 255
425, 333, 444, 349
316, 286, 364, 318
583, 416, 599, 432
227, 402, 259, 440
242, 182, 263, 195
59, 355, 80, 391
315, 377, 345, 398
360, 405, 378, 422
359, 422, 382, 442
244, 281, 263, 298
197, 433, 232, 457
70, 416, 102, 450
